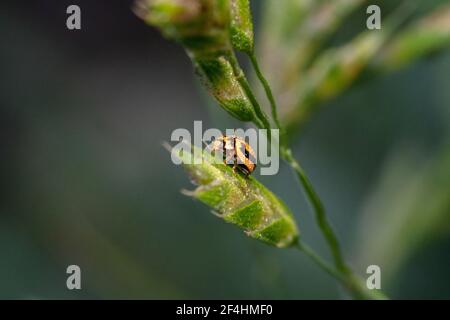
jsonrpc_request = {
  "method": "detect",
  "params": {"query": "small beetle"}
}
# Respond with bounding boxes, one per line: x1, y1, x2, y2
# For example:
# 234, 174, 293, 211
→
207, 135, 257, 176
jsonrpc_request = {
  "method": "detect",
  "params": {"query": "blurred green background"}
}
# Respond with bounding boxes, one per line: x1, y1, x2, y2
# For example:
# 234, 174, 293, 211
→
0, 0, 449, 299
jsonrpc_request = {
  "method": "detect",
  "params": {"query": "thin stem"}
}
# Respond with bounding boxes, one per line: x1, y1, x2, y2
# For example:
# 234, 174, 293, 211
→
240, 78, 272, 134
248, 51, 348, 272
240, 49, 388, 300
252, 116, 265, 129
226, 52, 273, 137
295, 240, 344, 282
295, 240, 387, 300
283, 148, 348, 273
249, 53, 283, 132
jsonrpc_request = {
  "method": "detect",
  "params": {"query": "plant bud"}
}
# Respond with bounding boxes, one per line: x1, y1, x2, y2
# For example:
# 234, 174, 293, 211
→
195, 56, 255, 122
171, 143, 299, 248
230, 0, 254, 53
135, 0, 231, 58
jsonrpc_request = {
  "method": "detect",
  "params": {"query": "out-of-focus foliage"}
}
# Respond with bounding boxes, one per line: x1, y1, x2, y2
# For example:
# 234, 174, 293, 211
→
257, 0, 450, 133
355, 143, 450, 281
373, 5, 450, 71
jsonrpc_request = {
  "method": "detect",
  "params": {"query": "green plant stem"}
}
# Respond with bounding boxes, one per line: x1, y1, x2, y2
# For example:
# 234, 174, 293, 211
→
249, 53, 283, 134
282, 148, 348, 273
225, 48, 388, 299
247, 52, 389, 299
295, 240, 387, 300
252, 116, 265, 129
295, 240, 344, 281
226, 52, 273, 138
248, 52, 348, 273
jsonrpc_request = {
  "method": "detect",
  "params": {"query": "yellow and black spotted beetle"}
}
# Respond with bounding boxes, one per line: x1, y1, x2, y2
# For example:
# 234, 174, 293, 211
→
208, 135, 257, 177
